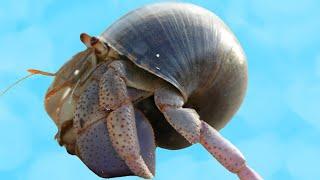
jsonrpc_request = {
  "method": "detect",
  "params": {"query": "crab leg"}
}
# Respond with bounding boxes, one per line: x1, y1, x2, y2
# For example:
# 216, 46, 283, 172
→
154, 86, 263, 180
99, 61, 153, 179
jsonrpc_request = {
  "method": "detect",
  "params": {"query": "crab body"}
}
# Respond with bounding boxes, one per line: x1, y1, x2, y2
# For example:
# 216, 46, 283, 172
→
44, 2, 262, 180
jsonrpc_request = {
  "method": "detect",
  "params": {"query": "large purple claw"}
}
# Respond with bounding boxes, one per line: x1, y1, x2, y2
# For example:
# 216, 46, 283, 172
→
75, 109, 155, 178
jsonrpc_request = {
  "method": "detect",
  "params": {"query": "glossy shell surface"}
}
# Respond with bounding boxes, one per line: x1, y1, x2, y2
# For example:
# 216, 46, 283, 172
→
101, 2, 247, 149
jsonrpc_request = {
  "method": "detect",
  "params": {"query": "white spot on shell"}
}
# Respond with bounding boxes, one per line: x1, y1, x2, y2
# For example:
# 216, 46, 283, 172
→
74, 69, 80, 76
156, 67, 160, 70
156, 53, 160, 58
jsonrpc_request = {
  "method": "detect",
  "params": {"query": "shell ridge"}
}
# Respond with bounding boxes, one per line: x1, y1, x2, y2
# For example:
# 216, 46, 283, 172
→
101, 2, 246, 98
150, 8, 185, 77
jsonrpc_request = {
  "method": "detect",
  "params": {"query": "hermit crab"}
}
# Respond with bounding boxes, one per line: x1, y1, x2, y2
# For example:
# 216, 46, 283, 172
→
42, 2, 262, 180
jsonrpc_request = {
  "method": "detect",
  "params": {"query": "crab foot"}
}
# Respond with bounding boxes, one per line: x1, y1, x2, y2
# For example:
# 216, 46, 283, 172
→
200, 122, 262, 180
237, 165, 262, 180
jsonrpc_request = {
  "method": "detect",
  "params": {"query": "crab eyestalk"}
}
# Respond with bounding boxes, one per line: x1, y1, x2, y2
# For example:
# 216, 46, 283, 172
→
80, 33, 109, 56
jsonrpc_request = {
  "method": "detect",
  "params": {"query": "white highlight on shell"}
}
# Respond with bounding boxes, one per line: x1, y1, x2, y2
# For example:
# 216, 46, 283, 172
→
74, 69, 80, 76
156, 67, 160, 70
156, 53, 160, 58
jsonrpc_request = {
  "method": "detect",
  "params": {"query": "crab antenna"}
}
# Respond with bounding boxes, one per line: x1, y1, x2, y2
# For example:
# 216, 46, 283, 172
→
27, 69, 56, 76
0, 69, 55, 97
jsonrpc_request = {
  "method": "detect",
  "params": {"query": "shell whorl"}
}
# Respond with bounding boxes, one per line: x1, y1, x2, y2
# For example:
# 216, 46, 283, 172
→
101, 2, 247, 149
101, 2, 246, 99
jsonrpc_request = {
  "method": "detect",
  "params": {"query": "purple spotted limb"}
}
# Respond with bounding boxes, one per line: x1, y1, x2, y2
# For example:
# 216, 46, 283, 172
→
72, 65, 155, 178
99, 63, 154, 178
201, 122, 262, 179
154, 87, 262, 180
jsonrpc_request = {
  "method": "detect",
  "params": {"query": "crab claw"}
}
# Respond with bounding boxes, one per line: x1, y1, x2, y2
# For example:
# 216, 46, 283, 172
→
75, 109, 155, 178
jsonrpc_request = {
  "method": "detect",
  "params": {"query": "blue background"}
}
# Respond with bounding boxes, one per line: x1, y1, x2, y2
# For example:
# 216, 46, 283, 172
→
1, 0, 319, 179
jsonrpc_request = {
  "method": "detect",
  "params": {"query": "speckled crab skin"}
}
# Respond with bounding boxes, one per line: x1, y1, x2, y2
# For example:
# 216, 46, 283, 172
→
44, 2, 262, 180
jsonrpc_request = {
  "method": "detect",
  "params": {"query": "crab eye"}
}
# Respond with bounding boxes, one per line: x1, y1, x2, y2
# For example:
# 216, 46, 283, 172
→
90, 36, 99, 46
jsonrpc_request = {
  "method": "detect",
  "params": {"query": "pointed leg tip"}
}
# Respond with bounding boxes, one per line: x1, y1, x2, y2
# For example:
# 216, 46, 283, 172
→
145, 173, 154, 179
125, 155, 154, 179
237, 165, 263, 180
107, 106, 154, 179
140, 170, 153, 179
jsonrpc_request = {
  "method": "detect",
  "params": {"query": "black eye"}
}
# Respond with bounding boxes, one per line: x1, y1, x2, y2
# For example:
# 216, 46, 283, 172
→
90, 37, 99, 46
